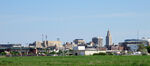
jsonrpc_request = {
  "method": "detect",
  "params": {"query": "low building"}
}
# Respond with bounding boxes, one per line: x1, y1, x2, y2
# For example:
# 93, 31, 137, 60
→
92, 37, 103, 47
29, 41, 63, 49
29, 41, 43, 48
119, 39, 149, 52
63, 42, 76, 50
0, 44, 21, 48
86, 42, 94, 47
110, 45, 124, 51
73, 46, 106, 56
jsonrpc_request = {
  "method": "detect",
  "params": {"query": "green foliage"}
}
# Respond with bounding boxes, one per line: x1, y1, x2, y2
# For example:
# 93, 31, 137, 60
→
49, 51, 56, 54
142, 53, 147, 56
57, 50, 62, 54
93, 52, 113, 56
10, 51, 20, 55
0, 52, 6, 55
93, 53, 106, 56
138, 44, 145, 51
146, 46, 150, 53
43, 52, 49, 55
138, 44, 148, 55
106, 52, 113, 55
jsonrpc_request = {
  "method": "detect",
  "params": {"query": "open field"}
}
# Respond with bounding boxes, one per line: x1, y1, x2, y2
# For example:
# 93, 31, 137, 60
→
0, 56, 150, 66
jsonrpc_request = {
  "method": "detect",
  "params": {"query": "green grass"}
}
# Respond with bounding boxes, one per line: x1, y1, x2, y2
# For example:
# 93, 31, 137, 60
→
0, 56, 150, 66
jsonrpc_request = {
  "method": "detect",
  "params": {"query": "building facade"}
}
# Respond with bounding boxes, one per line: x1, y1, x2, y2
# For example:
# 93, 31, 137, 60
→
119, 39, 149, 52
92, 37, 103, 47
29, 41, 63, 49
73, 39, 85, 45
64, 42, 76, 50
73, 46, 106, 56
106, 30, 112, 49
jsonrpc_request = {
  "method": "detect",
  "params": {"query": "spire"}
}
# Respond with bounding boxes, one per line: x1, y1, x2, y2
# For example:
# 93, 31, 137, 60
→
107, 29, 111, 36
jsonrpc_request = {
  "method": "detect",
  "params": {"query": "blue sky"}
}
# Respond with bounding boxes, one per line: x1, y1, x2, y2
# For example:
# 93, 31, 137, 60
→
0, 0, 150, 46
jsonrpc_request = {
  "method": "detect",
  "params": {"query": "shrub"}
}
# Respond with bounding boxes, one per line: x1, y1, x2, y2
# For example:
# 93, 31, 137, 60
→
0, 52, 6, 55
106, 52, 113, 55
142, 53, 148, 56
146, 46, 150, 53
93, 53, 106, 56
10, 51, 19, 55
49, 51, 56, 54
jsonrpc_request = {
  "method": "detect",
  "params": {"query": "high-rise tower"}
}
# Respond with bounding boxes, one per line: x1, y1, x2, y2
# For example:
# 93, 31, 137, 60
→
106, 30, 112, 48
92, 37, 103, 47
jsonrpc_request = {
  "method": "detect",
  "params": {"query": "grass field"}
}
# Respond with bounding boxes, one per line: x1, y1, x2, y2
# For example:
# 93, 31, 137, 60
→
0, 56, 150, 66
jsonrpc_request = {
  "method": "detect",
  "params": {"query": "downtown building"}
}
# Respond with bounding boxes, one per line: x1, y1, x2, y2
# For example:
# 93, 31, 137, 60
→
105, 30, 113, 50
29, 41, 63, 49
73, 37, 106, 56
119, 38, 150, 52
92, 37, 103, 48
63, 42, 77, 50
28, 40, 64, 54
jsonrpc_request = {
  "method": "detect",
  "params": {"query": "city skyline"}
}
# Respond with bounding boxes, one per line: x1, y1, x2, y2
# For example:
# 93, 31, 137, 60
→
0, 0, 150, 46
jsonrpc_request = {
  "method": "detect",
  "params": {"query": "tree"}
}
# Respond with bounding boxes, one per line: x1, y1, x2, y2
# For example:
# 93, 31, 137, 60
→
0, 52, 6, 55
137, 44, 148, 55
10, 51, 19, 56
146, 46, 150, 53
49, 51, 56, 54
57, 50, 62, 54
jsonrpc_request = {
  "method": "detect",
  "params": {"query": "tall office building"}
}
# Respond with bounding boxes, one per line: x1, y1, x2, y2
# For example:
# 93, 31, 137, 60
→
92, 37, 103, 47
106, 30, 112, 48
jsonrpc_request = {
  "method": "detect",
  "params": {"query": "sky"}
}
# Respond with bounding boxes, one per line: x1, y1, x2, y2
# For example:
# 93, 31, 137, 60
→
0, 0, 150, 46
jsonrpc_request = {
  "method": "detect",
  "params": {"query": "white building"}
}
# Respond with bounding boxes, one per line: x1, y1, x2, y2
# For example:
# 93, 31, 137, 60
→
73, 46, 106, 56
